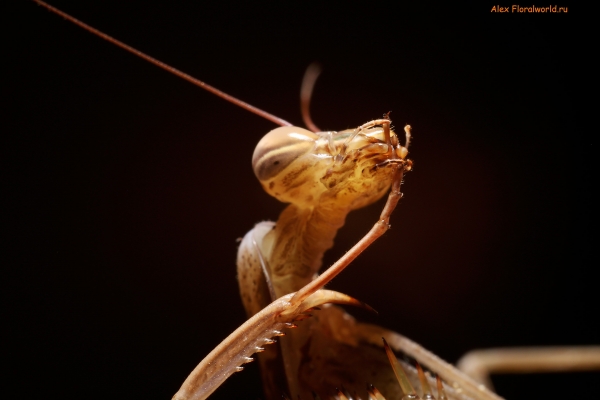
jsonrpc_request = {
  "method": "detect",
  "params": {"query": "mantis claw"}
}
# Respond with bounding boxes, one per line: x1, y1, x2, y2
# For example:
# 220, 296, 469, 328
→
172, 289, 370, 400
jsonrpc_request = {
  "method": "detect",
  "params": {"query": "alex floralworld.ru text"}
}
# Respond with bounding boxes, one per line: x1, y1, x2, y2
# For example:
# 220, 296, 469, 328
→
490, 5, 568, 13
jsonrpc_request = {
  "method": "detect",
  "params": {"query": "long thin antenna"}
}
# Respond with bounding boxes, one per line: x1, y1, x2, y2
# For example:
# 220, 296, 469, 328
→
33, 0, 293, 127
300, 62, 322, 132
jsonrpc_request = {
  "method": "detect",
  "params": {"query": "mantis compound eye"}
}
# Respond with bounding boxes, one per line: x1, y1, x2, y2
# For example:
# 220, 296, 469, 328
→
252, 126, 318, 181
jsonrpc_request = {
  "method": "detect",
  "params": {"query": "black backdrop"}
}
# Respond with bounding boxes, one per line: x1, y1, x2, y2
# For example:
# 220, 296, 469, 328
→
6, 2, 594, 399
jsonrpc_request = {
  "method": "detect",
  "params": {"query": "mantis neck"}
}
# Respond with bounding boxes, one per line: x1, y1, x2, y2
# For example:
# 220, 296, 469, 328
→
267, 199, 352, 298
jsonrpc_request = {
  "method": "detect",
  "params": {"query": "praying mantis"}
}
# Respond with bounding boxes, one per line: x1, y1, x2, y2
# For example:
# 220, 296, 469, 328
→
16, 1, 597, 399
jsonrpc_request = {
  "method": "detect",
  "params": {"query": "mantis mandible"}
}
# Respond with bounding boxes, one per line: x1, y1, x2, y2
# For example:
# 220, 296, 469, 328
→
31, 1, 600, 398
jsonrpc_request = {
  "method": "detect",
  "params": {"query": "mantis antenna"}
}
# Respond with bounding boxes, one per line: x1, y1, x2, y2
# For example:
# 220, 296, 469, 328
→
300, 63, 323, 132
32, 0, 293, 128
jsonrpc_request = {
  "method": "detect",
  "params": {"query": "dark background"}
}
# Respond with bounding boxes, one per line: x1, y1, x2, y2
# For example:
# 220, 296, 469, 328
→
6, 1, 594, 399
